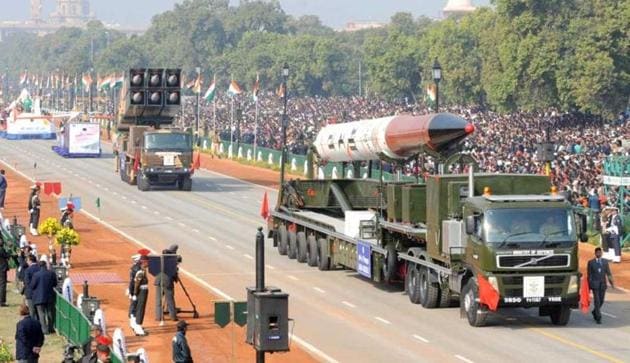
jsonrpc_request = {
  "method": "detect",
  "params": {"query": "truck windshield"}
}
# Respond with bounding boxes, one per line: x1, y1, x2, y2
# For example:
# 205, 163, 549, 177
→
144, 133, 191, 151
483, 208, 576, 244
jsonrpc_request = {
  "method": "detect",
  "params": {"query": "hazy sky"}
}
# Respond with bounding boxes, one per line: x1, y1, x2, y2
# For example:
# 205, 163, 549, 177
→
0, 0, 490, 29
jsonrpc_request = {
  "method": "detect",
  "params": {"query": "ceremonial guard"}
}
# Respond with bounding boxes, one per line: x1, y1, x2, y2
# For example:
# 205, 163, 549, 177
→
127, 253, 141, 326
28, 184, 41, 236
131, 249, 150, 336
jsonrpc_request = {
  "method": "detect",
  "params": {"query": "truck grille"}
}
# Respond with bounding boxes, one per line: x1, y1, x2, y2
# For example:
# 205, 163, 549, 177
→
501, 275, 566, 285
497, 255, 569, 268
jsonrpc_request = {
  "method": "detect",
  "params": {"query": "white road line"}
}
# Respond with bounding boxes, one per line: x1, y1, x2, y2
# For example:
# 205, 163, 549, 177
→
243, 254, 254, 260
229, 192, 235, 195
341, 301, 356, 308
165, 216, 173, 221
455, 355, 475, 363
121, 196, 127, 200
241, 196, 248, 199
205, 183, 213, 187
178, 222, 186, 227
288, 275, 299, 281
0, 158, 338, 363
104, 187, 109, 191
265, 264, 275, 270
412, 334, 429, 343
374, 317, 391, 325
313, 287, 325, 294
601, 312, 617, 319
192, 229, 200, 233
208, 236, 217, 241
225, 245, 235, 250
141, 205, 147, 210
131, 200, 137, 204
153, 211, 160, 215
96, 184, 101, 188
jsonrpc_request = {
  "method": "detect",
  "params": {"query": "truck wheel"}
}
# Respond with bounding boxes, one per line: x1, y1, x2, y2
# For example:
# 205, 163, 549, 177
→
439, 287, 453, 308
180, 177, 192, 191
549, 305, 571, 326
306, 235, 318, 267
277, 225, 288, 255
406, 265, 421, 304
297, 232, 308, 263
137, 174, 150, 191
462, 279, 487, 327
317, 238, 330, 271
382, 243, 398, 283
418, 268, 440, 308
288, 231, 298, 259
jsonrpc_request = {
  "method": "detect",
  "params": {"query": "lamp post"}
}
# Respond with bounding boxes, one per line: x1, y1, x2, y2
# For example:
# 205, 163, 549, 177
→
279, 63, 289, 194
89, 67, 94, 112
195, 66, 201, 146
432, 58, 442, 112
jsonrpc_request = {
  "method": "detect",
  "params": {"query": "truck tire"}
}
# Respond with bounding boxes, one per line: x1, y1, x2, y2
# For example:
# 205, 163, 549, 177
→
462, 279, 487, 327
297, 232, 308, 263
549, 305, 571, 326
382, 243, 398, 283
418, 267, 440, 308
277, 225, 288, 255
406, 265, 421, 304
179, 177, 192, 191
317, 238, 330, 271
439, 287, 452, 308
288, 231, 298, 259
306, 235, 318, 267
137, 174, 150, 191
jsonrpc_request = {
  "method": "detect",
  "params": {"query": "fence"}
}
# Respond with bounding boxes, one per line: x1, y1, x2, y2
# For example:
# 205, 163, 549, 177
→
199, 138, 417, 182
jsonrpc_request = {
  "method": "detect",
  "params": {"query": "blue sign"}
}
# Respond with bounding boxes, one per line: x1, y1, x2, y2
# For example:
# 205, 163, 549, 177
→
58, 197, 82, 211
357, 241, 371, 279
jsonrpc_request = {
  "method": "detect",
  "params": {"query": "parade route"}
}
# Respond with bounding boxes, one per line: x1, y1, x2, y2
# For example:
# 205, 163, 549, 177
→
1, 139, 629, 363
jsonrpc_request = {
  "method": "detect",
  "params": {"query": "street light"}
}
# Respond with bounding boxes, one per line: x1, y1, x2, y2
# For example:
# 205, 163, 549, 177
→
195, 66, 201, 146
279, 62, 289, 197
432, 58, 442, 112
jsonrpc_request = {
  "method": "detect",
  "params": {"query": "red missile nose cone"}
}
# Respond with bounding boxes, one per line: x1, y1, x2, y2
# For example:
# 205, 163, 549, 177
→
465, 122, 475, 134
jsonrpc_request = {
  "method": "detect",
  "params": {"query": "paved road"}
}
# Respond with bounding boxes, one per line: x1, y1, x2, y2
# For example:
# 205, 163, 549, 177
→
1, 139, 629, 363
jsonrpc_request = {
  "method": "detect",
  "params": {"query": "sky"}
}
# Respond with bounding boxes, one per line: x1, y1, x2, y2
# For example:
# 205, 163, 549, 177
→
0, 0, 491, 29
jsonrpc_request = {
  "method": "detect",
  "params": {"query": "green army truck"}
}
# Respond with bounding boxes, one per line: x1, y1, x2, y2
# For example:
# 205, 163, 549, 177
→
116, 68, 194, 191
267, 112, 587, 327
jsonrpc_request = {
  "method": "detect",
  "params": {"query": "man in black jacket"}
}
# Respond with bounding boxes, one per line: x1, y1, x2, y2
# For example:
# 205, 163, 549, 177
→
0, 236, 10, 307
172, 320, 193, 363
15, 303, 45, 363
587, 247, 615, 324
29, 256, 57, 334
23, 255, 40, 318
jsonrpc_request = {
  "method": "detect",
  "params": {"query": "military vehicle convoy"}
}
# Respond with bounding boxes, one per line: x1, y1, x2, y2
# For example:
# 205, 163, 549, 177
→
268, 113, 587, 327
116, 68, 193, 191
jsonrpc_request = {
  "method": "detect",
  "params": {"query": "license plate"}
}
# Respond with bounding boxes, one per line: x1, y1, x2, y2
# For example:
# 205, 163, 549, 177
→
523, 276, 545, 297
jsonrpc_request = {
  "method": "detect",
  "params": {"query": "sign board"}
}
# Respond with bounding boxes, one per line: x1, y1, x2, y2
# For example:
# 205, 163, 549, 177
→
602, 175, 630, 186
68, 123, 100, 154
357, 241, 372, 279
6, 114, 55, 136
214, 301, 231, 328
523, 276, 545, 298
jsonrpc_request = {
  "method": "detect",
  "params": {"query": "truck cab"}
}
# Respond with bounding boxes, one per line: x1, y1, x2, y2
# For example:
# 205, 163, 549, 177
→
136, 128, 193, 191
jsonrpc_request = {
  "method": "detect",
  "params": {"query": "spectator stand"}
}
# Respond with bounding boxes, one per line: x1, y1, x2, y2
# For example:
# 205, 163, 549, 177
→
602, 154, 630, 247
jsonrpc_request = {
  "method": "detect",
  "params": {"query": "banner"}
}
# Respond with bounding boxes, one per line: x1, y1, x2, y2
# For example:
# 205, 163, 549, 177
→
68, 123, 100, 154
6, 114, 55, 136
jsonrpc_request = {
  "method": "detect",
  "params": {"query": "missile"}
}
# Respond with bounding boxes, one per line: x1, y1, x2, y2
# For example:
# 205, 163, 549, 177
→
313, 113, 474, 162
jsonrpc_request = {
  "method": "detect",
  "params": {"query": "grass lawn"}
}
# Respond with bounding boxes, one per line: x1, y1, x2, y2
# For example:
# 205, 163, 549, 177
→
0, 283, 67, 362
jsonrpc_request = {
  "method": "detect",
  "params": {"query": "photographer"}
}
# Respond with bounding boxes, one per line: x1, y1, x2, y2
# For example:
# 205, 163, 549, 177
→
155, 244, 179, 322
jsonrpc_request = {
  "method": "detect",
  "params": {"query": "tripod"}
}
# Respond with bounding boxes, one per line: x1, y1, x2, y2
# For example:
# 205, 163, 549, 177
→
161, 278, 199, 319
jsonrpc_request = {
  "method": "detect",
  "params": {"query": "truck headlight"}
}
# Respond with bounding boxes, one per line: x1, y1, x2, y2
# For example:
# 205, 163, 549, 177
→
488, 276, 499, 291
567, 275, 578, 294
183, 168, 188, 172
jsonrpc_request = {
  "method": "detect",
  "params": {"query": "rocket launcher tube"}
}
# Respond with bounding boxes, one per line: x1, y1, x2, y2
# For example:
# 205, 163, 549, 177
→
314, 113, 474, 163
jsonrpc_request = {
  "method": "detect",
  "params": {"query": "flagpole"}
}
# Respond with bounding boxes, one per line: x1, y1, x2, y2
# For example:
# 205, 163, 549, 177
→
254, 96, 258, 159
230, 96, 234, 155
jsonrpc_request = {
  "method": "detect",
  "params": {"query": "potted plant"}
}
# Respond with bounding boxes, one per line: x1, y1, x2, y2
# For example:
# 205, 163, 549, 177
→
55, 227, 80, 267
0, 337, 13, 363
38, 217, 62, 264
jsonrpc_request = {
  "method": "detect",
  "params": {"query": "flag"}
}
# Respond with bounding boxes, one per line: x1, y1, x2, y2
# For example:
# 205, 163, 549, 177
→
19, 72, 28, 85
192, 151, 201, 170
276, 83, 285, 99
426, 84, 436, 102
99, 74, 112, 90
96, 197, 101, 209
113, 74, 124, 88
191, 75, 202, 94
477, 275, 500, 311
203, 77, 216, 102
184, 75, 196, 90
227, 80, 242, 96
260, 191, 270, 220
133, 149, 140, 172
579, 277, 590, 313
82, 73, 93, 88
252, 73, 260, 102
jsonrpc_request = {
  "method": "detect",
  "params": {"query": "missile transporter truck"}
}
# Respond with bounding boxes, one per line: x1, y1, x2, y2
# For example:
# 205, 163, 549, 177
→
116, 68, 193, 191
268, 113, 588, 327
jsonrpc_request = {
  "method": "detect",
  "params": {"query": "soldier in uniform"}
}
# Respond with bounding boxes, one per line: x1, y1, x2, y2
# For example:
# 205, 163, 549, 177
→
127, 253, 141, 327
131, 249, 150, 336
155, 244, 179, 321
28, 184, 41, 236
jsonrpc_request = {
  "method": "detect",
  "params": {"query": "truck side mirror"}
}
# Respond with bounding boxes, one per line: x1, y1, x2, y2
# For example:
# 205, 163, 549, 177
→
577, 213, 588, 243
579, 233, 589, 243
465, 215, 476, 235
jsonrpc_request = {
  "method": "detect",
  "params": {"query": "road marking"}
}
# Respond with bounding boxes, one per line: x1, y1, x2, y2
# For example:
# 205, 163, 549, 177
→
141, 205, 147, 210
192, 229, 200, 233
225, 245, 235, 250
131, 200, 137, 204
412, 334, 429, 343
241, 196, 248, 199
243, 254, 254, 260
121, 196, 127, 200
341, 301, 356, 308
178, 222, 186, 227
105, 187, 109, 191
313, 287, 325, 294
229, 192, 235, 195
205, 183, 213, 187
265, 264, 275, 270
165, 216, 173, 221
288, 275, 299, 281
455, 355, 474, 363
96, 184, 101, 188
1, 157, 338, 363
208, 236, 217, 241
601, 312, 617, 319
374, 317, 391, 325
153, 211, 160, 215
530, 328, 624, 363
